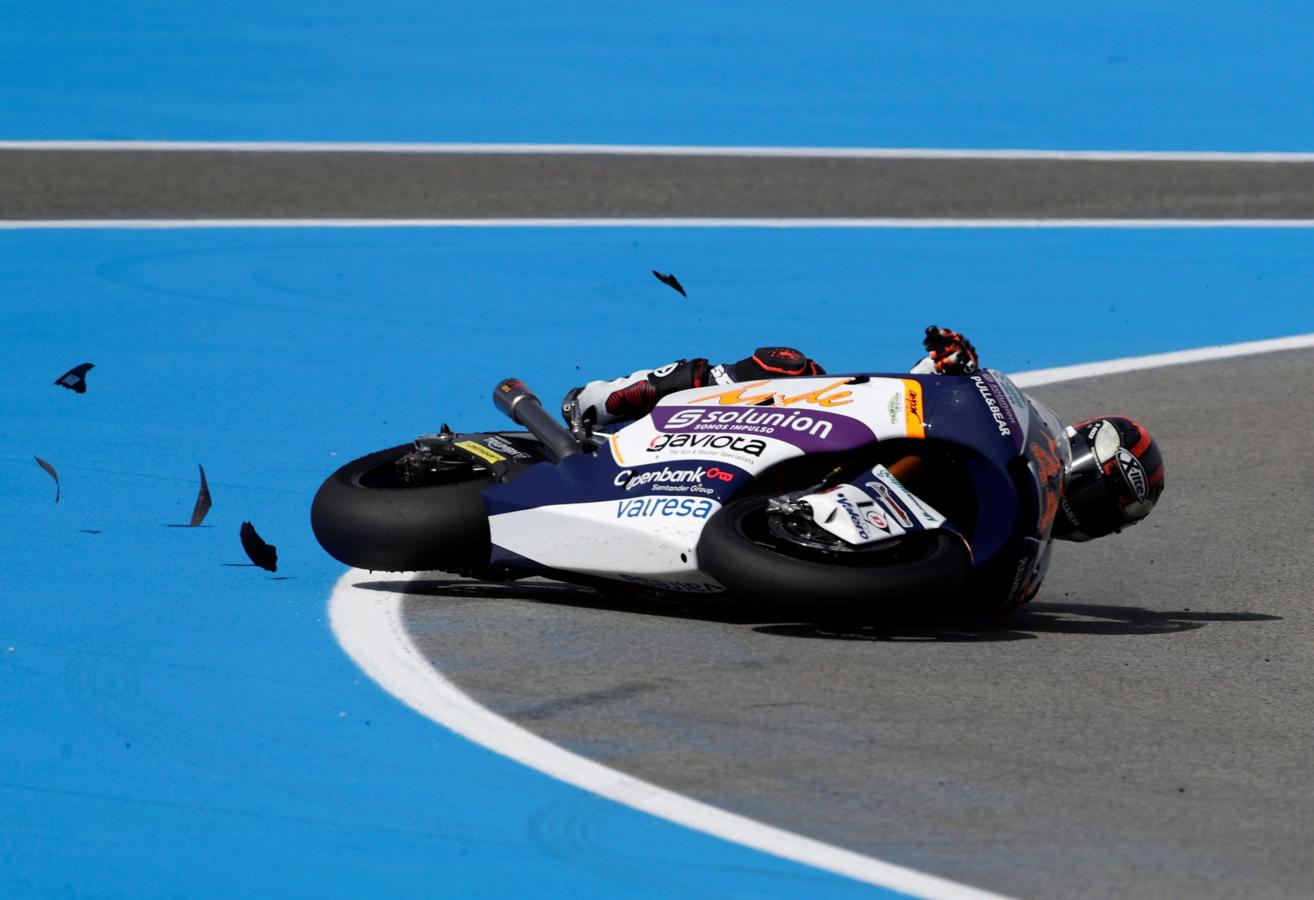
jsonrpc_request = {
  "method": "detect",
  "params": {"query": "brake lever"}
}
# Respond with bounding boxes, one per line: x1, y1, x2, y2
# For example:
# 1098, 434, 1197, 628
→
562, 393, 596, 450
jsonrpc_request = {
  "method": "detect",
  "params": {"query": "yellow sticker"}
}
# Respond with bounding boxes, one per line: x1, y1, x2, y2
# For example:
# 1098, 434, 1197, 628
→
455, 440, 506, 465
901, 380, 926, 438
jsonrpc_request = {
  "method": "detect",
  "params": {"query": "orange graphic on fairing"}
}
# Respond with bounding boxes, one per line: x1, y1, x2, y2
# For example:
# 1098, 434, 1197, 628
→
1031, 439, 1062, 484
901, 380, 926, 438
690, 378, 855, 408
1031, 433, 1064, 531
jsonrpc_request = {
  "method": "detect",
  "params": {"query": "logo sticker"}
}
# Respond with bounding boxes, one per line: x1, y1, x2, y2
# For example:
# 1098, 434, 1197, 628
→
616, 497, 715, 519
455, 440, 506, 465
482, 436, 530, 459
863, 481, 915, 529
901, 380, 926, 438
970, 375, 1014, 439
1115, 448, 1149, 500
646, 432, 767, 458
612, 465, 736, 494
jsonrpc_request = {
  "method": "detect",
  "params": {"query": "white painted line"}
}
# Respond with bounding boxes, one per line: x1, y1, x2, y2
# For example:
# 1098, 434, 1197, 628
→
5, 139, 1314, 161
1010, 332, 1314, 388
326, 331, 1314, 897
6, 217, 1314, 230
329, 572, 1011, 899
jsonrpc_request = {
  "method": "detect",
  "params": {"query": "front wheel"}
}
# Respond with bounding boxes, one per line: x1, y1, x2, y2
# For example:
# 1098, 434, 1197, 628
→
696, 495, 971, 609
311, 444, 493, 572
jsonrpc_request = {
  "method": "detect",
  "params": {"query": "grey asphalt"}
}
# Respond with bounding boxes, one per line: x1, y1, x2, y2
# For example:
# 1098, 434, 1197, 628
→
394, 350, 1314, 899
4, 148, 1314, 218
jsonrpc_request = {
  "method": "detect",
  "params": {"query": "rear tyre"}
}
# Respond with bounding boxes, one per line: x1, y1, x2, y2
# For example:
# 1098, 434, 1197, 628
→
311, 444, 492, 572
697, 495, 971, 609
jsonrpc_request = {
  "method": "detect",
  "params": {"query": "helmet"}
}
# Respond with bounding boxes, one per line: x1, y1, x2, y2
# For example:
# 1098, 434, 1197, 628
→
1053, 416, 1165, 542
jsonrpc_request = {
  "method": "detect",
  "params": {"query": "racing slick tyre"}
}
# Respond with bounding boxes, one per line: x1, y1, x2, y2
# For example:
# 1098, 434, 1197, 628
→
697, 494, 972, 609
311, 444, 492, 573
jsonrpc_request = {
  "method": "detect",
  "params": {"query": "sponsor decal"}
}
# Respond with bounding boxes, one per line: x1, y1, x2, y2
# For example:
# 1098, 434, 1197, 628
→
646, 432, 767, 458
970, 375, 1013, 439
652, 362, 679, 378
482, 436, 529, 459
455, 440, 506, 465
867, 464, 944, 526
612, 465, 735, 494
619, 574, 723, 594
994, 372, 1032, 423
886, 391, 903, 425
1115, 448, 1149, 500
650, 405, 875, 455
835, 493, 872, 540
1008, 556, 1031, 600
616, 497, 715, 519
866, 509, 890, 531
689, 378, 855, 408
863, 481, 915, 529
709, 364, 733, 385
663, 406, 836, 440
901, 380, 926, 438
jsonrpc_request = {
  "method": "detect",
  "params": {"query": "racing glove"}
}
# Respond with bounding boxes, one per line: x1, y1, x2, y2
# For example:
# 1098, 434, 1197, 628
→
914, 325, 980, 376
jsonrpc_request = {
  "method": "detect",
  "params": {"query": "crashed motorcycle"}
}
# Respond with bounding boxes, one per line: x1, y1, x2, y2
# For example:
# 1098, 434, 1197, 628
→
311, 370, 1070, 611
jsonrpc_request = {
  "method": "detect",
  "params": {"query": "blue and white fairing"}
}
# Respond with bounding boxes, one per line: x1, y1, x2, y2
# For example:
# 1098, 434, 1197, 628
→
481, 371, 1066, 600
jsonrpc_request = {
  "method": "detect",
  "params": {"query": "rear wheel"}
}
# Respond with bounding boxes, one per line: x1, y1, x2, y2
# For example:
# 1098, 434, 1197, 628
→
311, 444, 492, 572
697, 495, 970, 609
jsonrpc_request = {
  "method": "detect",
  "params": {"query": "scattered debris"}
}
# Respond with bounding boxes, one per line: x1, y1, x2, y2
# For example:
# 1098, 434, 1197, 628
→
651, 270, 687, 297
189, 464, 212, 527
35, 456, 60, 502
239, 521, 278, 572
54, 362, 94, 393
79, 530, 102, 535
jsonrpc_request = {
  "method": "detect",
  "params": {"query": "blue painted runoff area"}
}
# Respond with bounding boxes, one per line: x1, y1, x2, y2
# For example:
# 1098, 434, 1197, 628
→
2, 226, 1312, 896
2, 1, 1313, 150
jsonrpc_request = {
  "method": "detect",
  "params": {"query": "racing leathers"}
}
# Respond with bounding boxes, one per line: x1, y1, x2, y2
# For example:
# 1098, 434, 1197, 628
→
564, 328, 978, 426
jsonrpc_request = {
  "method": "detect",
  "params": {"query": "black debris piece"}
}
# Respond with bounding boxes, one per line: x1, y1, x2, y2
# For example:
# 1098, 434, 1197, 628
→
239, 521, 278, 572
189, 464, 212, 527
651, 270, 687, 297
54, 362, 94, 393
35, 456, 60, 503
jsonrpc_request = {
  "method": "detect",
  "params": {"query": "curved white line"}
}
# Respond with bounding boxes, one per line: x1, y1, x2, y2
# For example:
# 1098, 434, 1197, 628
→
329, 571, 1010, 899
327, 334, 1314, 897
5, 139, 1314, 161
1009, 332, 1314, 388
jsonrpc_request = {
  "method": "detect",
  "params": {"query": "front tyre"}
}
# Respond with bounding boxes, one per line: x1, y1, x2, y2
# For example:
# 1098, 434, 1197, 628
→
697, 495, 971, 609
311, 444, 492, 573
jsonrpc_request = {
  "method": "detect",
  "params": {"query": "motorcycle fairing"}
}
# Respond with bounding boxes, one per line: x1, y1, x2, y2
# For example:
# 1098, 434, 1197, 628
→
796, 464, 953, 548
482, 372, 1047, 583
487, 493, 725, 588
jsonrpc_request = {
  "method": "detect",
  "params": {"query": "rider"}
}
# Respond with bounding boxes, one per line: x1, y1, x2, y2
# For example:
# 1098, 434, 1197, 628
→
564, 326, 1165, 610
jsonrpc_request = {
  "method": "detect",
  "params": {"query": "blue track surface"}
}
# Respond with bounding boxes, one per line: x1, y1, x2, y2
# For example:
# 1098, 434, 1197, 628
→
2, 226, 1311, 895
2, 1, 1313, 149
